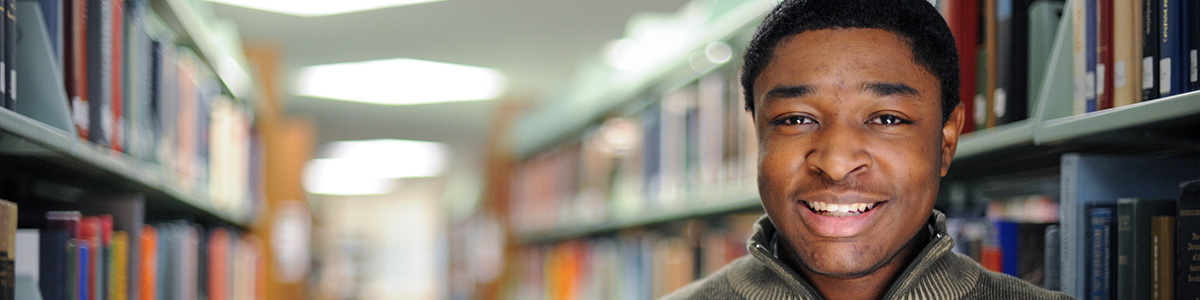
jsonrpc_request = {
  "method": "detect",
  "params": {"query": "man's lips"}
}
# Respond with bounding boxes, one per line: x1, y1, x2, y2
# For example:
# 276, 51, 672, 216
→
795, 193, 889, 237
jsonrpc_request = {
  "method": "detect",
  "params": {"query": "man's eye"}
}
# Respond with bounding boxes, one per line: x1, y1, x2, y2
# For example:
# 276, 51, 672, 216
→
870, 114, 910, 126
774, 115, 816, 126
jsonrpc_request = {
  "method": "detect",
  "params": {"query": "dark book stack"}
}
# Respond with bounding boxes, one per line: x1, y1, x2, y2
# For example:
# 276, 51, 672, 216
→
1177, 180, 1200, 300
1115, 198, 1176, 300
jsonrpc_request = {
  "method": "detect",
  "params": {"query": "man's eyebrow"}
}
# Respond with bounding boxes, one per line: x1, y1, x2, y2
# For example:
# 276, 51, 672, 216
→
863, 82, 919, 97
765, 85, 813, 99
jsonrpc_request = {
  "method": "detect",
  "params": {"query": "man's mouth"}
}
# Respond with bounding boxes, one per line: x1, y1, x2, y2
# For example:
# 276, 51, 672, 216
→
804, 200, 882, 217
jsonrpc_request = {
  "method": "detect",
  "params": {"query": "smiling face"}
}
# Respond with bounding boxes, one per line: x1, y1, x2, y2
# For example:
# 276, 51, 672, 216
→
753, 28, 964, 279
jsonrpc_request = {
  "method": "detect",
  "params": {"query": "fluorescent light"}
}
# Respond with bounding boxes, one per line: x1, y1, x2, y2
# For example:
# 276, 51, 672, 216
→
302, 139, 450, 195
207, 0, 445, 17
295, 58, 505, 105
303, 159, 395, 195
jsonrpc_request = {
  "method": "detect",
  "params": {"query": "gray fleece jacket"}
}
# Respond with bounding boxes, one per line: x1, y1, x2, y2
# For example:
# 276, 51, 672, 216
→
662, 211, 1075, 300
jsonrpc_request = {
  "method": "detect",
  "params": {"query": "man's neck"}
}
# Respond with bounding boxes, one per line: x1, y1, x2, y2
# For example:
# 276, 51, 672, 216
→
778, 228, 931, 300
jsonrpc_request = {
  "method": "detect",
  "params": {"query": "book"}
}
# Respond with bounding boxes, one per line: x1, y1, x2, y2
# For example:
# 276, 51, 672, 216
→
66, 0, 88, 140
110, 0, 125, 152
1159, 0, 1185, 97
1178, 180, 1200, 300
1114, 0, 1144, 107
1045, 224, 1061, 291
1073, 0, 1089, 114
1085, 0, 1098, 112
0, 200, 14, 300
1, 0, 11, 111
5, 0, 14, 113
994, 0, 1036, 125
1150, 215, 1174, 300
1115, 198, 1175, 300
86, 0, 113, 147
1142, 0, 1160, 100
1191, 0, 1200, 91
41, 211, 80, 300
109, 230, 127, 300
942, 0, 980, 133
1057, 154, 1200, 299
984, 0, 999, 127
138, 225, 156, 300
1097, 0, 1114, 110
1088, 206, 1115, 300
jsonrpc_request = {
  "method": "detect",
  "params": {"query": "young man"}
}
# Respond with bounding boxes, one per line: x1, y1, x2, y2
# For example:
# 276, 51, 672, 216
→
664, 0, 1072, 299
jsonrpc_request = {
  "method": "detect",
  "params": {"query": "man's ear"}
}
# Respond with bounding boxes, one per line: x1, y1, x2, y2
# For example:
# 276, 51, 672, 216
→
940, 102, 966, 177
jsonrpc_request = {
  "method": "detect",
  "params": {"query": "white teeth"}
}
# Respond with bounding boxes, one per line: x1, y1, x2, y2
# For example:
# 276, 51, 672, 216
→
806, 201, 879, 216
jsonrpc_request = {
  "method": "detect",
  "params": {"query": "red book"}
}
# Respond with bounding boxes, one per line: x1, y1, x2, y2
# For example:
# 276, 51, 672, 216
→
208, 228, 229, 300
945, 0, 979, 133
981, 245, 1003, 272
110, 0, 125, 152
1097, 0, 1115, 110
64, 0, 88, 139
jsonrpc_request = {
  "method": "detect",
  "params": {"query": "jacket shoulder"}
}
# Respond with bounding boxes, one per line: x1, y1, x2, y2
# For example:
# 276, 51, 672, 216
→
660, 256, 752, 300
950, 254, 1076, 300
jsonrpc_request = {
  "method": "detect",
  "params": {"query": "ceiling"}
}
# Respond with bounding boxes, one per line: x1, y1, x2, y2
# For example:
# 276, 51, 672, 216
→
210, 0, 693, 170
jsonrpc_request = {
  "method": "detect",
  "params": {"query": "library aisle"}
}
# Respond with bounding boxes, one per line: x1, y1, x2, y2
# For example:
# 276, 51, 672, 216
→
4, 0, 1200, 300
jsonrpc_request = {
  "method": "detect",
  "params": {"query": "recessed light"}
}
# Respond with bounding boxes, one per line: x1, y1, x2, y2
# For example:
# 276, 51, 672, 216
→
207, 0, 446, 17
295, 58, 505, 105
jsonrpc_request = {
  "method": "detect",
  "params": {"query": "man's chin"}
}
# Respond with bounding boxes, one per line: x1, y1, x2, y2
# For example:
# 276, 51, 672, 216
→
799, 260, 883, 280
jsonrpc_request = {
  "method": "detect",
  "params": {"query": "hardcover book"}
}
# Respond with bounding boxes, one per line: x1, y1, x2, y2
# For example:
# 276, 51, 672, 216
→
1177, 180, 1200, 300
1115, 198, 1175, 300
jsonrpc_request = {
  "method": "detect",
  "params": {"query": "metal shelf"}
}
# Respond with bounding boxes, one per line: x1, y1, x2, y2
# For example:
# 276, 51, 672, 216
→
0, 108, 249, 226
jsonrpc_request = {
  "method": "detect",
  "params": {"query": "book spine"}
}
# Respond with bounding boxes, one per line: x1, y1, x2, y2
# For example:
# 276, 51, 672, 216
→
0, 0, 8, 111
1150, 216, 1174, 300
1086, 0, 1098, 112
1143, 0, 1161, 100
1098, 0, 1115, 110
1089, 206, 1113, 300
1114, 0, 1140, 107
111, 0, 125, 152
1190, 0, 1200, 91
68, 0, 90, 139
5, 0, 13, 112
1178, 180, 1200, 300
984, 0, 998, 127
1160, 0, 1183, 97
87, 0, 113, 147
1074, 0, 1088, 115
1117, 200, 1135, 300
1045, 224, 1061, 291
950, 0, 979, 133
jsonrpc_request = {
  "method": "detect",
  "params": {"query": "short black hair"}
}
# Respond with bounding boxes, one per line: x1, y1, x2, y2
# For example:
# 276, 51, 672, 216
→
740, 0, 960, 122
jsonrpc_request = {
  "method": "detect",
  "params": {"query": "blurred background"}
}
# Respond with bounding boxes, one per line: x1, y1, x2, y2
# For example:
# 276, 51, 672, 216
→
7, 0, 1200, 299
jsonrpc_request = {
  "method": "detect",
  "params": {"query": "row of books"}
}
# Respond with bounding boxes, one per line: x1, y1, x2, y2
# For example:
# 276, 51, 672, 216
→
17, 0, 260, 217
505, 214, 759, 300
937, 0, 1065, 132
945, 154, 1200, 299
7, 198, 264, 300
0, 0, 15, 111
509, 67, 758, 234
1069, 0, 1200, 114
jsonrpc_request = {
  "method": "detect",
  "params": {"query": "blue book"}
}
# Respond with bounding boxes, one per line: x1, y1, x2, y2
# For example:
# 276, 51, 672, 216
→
1085, 0, 1098, 112
77, 242, 88, 300
1088, 206, 1114, 300
1190, 0, 1200, 91
995, 221, 1021, 277
1160, 0, 1185, 96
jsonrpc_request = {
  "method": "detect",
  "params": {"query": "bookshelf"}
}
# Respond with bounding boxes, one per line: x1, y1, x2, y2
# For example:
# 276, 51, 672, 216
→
0, 0, 256, 227
0, 107, 249, 225
501, 0, 1200, 298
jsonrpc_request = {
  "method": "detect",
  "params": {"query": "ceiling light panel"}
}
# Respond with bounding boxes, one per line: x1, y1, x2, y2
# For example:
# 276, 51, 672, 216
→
295, 58, 505, 105
208, 0, 446, 17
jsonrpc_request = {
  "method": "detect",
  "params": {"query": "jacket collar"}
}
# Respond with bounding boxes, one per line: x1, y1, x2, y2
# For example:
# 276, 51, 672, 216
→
738, 210, 976, 299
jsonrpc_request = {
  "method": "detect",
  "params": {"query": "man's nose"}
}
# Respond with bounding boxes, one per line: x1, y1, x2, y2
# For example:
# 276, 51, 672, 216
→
805, 125, 872, 181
